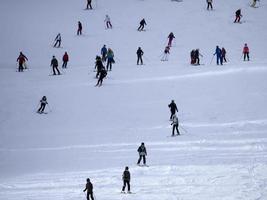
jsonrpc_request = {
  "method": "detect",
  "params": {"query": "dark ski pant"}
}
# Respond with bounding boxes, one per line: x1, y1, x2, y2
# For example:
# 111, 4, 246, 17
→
122, 180, 130, 192
222, 55, 227, 62
53, 66, 61, 75
216, 56, 223, 65
137, 56, 143, 65
54, 40, 61, 47
106, 59, 112, 71
244, 53, 249, 61
96, 76, 104, 86
106, 22, 112, 29
138, 25, 144, 31
77, 29, 82, 35
168, 39, 173, 46
18, 63, 24, 72
207, 2, 213, 10
38, 103, 46, 113
195, 57, 200, 65
234, 16, 241, 23
87, 0, 92, 9
170, 111, 176, 120
137, 155, 146, 164
172, 124, 180, 136
62, 61, 68, 68
86, 192, 94, 200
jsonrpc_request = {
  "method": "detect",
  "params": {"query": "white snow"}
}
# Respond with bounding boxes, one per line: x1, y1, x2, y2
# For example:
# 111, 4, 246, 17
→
0, 0, 267, 199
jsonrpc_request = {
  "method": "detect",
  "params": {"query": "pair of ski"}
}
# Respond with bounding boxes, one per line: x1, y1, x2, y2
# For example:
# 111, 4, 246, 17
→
36, 111, 48, 114
137, 164, 149, 167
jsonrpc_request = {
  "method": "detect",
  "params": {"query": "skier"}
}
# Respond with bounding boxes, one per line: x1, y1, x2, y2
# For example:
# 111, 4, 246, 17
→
251, 0, 259, 7
161, 45, 170, 61
137, 18, 147, 31
168, 100, 178, 120
137, 142, 147, 165
167, 32, 175, 47
86, 0, 92, 9
121, 166, 131, 193
171, 114, 180, 136
243, 43, 250, 61
54, 33, 61, 48
106, 48, 114, 71
101, 45, 107, 62
50, 55, 61, 75
16, 52, 28, 72
77, 21, 82, 35
234, 9, 242, 23
213, 46, 223, 65
95, 56, 105, 78
104, 15, 112, 29
37, 96, 48, 114
136, 47, 144, 65
62, 52, 69, 68
195, 49, 203, 65
207, 0, 213, 10
222, 47, 227, 62
95, 67, 107, 87
83, 178, 94, 200
190, 49, 196, 65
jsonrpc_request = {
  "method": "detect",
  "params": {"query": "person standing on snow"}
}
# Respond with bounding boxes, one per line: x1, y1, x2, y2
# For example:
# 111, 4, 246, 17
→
207, 0, 213, 10
121, 166, 131, 193
222, 47, 227, 63
195, 49, 203, 65
234, 9, 242, 23
106, 48, 114, 71
190, 49, 196, 65
214, 46, 223, 65
171, 114, 180, 136
243, 43, 250, 61
137, 18, 147, 31
86, 0, 92, 9
101, 45, 107, 62
137, 142, 147, 165
83, 178, 94, 200
50, 56, 61, 75
95, 67, 107, 87
168, 32, 175, 47
251, 0, 259, 7
54, 33, 61, 48
104, 15, 112, 29
37, 96, 48, 114
16, 52, 28, 72
95, 56, 105, 78
161, 45, 170, 61
62, 52, 69, 68
77, 21, 83, 35
136, 47, 144, 65
168, 100, 178, 120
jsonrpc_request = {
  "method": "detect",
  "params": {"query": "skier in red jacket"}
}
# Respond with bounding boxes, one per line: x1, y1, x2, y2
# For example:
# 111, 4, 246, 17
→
16, 52, 28, 72
243, 43, 249, 61
62, 52, 69, 68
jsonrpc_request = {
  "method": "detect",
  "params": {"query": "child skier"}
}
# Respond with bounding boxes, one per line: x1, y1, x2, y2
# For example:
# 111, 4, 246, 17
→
104, 15, 112, 29
37, 96, 48, 114
243, 43, 250, 61
222, 47, 227, 63
171, 114, 180, 136
121, 166, 131, 193
137, 142, 147, 165
161, 45, 170, 61
83, 178, 94, 200
101, 45, 107, 62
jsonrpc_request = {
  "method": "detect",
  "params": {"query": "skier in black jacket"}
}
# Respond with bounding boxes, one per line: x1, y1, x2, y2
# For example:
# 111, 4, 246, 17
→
77, 21, 82, 35
86, 0, 92, 9
234, 9, 242, 23
83, 178, 94, 200
121, 166, 131, 193
168, 100, 178, 120
137, 142, 147, 165
136, 47, 144, 65
95, 56, 104, 78
95, 68, 107, 87
137, 18, 146, 31
37, 96, 48, 113
50, 56, 60, 75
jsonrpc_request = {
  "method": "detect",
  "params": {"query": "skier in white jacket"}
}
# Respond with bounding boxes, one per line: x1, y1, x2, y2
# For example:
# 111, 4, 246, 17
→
104, 15, 112, 29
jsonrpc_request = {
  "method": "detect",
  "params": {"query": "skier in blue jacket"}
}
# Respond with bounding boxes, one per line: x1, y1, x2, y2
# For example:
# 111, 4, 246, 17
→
214, 46, 223, 65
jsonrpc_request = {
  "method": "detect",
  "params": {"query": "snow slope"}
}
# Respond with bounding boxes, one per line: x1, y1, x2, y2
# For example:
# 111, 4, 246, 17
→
0, 0, 267, 199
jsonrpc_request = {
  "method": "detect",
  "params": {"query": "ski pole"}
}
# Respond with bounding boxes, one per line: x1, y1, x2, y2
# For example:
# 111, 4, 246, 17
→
35, 102, 41, 112
210, 54, 215, 65
47, 104, 52, 112
180, 125, 188, 134
143, 55, 149, 61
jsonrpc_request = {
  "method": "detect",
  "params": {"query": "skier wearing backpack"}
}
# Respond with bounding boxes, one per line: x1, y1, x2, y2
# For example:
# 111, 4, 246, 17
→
104, 15, 112, 29
86, 0, 92, 9
168, 100, 178, 120
95, 68, 107, 87
243, 43, 250, 61
101, 45, 107, 62
37, 96, 48, 114
16, 52, 28, 72
171, 114, 180, 136
136, 47, 144, 65
161, 45, 170, 61
234, 9, 242, 23
137, 18, 147, 31
207, 0, 213, 10
121, 166, 131, 193
167, 32, 175, 47
77, 21, 82, 35
213, 46, 223, 65
62, 52, 69, 68
50, 56, 61, 75
106, 48, 114, 71
137, 142, 147, 165
54, 33, 61, 48
95, 56, 105, 78
83, 178, 94, 200
222, 47, 227, 63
